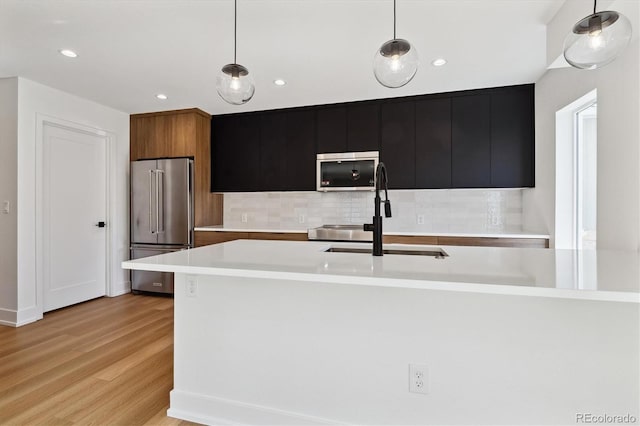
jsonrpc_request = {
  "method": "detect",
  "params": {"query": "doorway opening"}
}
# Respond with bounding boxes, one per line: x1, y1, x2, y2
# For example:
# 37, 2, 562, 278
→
554, 89, 598, 250
574, 102, 597, 249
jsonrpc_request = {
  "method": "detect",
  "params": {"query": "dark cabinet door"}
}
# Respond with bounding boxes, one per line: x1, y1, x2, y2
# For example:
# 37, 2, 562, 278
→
415, 97, 452, 189
260, 111, 288, 191
211, 115, 235, 192
451, 94, 491, 188
491, 86, 534, 187
380, 100, 415, 189
211, 114, 261, 192
285, 109, 316, 191
317, 105, 347, 154
347, 102, 380, 152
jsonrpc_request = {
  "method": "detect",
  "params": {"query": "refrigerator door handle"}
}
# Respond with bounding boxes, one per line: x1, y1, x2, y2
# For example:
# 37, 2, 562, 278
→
156, 169, 165, 234
148, 169, 155, 234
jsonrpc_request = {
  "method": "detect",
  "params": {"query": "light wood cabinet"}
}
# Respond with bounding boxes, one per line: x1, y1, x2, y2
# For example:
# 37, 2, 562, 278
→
437, 236, 548, 248
383, 235, 438, 245
195, 231, 307, 247
195, 231, 249, 247
195, 231, 548, 249
130, 108, 222, 227
247, 232, 308, 241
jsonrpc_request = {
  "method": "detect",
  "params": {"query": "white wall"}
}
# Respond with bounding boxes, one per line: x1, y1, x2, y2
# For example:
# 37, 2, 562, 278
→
0, 78, 18, 324
525, 1, 640, 250
10, 77, 129, 325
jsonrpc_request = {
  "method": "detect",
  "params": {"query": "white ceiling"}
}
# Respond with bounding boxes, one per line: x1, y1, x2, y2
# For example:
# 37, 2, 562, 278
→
0, 0, 567, 115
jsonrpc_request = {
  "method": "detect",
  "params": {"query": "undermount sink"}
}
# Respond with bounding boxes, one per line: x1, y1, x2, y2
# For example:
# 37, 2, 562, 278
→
325, 246, 449, 259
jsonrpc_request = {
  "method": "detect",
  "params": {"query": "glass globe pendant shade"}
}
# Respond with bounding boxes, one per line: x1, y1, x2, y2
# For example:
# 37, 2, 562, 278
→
216, 63, 255, 105
373, 38, 419, 88
563, 11, 632, 70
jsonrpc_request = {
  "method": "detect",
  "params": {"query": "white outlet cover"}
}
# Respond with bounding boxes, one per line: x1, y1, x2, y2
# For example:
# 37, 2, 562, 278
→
186, 276, 198, 297
409, 363, 429, 394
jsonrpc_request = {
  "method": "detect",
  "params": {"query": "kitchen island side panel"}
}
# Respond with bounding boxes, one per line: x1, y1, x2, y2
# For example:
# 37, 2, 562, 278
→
170, 273, 639, 426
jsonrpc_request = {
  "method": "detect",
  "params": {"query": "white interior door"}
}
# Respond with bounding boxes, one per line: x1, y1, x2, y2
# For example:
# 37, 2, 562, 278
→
43, 123, 107, 312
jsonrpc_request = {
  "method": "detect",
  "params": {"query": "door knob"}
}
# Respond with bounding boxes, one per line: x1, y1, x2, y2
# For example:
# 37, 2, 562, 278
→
96, 221, 106, 228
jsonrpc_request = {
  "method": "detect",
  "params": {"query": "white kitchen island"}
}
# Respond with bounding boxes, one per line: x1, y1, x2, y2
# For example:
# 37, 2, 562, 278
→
122, 240, 640, 425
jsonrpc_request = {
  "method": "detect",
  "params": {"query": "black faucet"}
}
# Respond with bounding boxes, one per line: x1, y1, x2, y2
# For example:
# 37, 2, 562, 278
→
363, 162, 391, 256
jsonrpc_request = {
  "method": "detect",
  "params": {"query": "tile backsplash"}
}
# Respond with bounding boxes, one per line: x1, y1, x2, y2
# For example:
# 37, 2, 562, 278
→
223, 189, 524, 233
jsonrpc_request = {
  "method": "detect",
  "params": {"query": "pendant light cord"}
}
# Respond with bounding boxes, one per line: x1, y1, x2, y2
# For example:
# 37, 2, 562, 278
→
234, 0, 237, 64
393, 0, 397, 39
593, 0, 597, 14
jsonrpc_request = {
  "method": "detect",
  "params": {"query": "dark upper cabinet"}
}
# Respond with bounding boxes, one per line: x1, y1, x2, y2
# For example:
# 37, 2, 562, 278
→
211, 114, 261, 192
380, 100, 415, 189
451, 94, 491, 188
347, 102, 380, 152
285, 109, 316, 190
317, 105, 347, 154
415, 97, 452, 189
491, 86, 534, 187
260, 111, 288, 191
212, 84, 534, 192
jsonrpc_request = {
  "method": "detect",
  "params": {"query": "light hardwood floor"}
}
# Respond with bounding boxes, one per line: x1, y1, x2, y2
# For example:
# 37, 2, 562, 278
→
0, 294, 199, 425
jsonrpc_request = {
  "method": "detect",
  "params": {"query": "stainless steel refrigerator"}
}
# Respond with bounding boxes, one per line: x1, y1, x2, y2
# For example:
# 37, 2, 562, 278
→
130, 158, 193, 294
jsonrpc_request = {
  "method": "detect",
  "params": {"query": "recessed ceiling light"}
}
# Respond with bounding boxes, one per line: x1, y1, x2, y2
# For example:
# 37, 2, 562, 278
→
273, 79, 286, 86
59, 49, 78, 58
156, 94, 168, 100
432, 58, 447, 67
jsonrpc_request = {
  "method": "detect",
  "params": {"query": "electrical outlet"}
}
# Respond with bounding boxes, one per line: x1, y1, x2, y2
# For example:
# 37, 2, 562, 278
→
417, 214, 425, 225
298, 214, 305, 224
2, 200, 9, 214
241, 213, 248, 223
186, 276, 198, 297
409, 364, 428, 394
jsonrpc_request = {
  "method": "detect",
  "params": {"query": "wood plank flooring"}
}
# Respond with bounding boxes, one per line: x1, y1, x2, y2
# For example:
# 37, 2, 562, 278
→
0, 294, 199, 425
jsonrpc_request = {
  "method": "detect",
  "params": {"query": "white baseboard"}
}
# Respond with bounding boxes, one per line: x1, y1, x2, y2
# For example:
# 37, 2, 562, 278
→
17, 305, 41, 326
168, 390, 346, 426
0, 307, 17, 327
108, 280, 131, 297
0, 305, 41, 327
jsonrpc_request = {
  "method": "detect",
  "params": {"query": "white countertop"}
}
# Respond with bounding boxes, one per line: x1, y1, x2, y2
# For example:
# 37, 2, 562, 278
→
194, 226, 549, 239
123, 240, 638, 303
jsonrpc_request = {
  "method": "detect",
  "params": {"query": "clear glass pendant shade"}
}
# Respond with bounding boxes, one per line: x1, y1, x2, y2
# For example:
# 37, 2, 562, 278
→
563, 11, 632, 70
216, 63, 255, 105
373, 38, 419, 88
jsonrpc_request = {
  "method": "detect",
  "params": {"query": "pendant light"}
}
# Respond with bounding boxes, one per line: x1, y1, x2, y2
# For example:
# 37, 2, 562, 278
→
373, 0, 418, 88
217, 0, 255, 105
563, 0, 632, 70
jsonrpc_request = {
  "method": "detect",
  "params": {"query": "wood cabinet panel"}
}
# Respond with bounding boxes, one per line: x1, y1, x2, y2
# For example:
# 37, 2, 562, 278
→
383, 235, 438, 245
195, 231, 307, 247
437, 236, 549, 248
194, 113, 222, 226
380, 100, 415, 189
248, 232, 308, 241
195, 231, 547, 248
194, 231, 248, 247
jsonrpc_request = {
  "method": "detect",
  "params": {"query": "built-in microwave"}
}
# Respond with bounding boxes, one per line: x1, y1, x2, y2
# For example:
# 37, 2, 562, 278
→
316, 151, 378, 191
